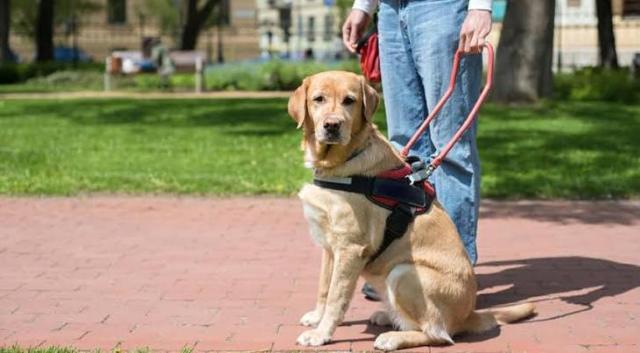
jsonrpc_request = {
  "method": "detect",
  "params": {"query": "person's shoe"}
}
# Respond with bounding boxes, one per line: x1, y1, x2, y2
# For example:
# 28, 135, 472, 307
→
362, 283, 381, 301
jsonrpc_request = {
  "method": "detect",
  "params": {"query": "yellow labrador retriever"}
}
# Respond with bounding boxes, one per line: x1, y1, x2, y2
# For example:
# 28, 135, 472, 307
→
289, 71, 534, 350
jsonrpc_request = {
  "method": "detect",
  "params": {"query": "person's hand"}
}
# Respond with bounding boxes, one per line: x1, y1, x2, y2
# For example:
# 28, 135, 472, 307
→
459, 10, 492, 54
342, 9, 371, 53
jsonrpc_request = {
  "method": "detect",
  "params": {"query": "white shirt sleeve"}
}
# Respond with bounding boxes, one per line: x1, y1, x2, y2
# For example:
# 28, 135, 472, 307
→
352, 0, 379, 15
352, 0, 490, 15
468, 0, 492, 11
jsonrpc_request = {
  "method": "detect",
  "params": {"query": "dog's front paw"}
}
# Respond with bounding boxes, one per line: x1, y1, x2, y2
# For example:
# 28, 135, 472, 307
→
374, 332, 403, 351
369, 310, 392, 326
297, 329, 331, 346
299, 310, 323, 327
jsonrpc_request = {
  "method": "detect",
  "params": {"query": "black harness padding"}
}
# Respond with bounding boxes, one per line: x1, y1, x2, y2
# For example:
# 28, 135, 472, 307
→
369, 204, 415, 262
314, 176, 428, 208
313, 175, 434, 263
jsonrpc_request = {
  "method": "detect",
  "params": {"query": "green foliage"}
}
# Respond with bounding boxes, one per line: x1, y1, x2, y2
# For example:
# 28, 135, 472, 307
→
0, 59, 361, 92
0, 62, 102, 84
138, 0, 180, 42
554, 67, 640, 103
11, 0, 102, 39
0, 98, 638, 199
205, 60, 361, 91
17, 70, 104, 91
336, 0, 353, 21
136, 0, 228, 47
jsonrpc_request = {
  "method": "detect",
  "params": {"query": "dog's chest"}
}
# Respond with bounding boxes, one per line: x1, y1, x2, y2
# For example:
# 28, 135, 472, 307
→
298, 184, 386, 250
301, 201, 330, 247
298, 184, 349, 248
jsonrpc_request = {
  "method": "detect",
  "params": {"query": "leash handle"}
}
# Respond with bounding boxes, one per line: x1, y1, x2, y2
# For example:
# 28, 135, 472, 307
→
400, 43, 495, 171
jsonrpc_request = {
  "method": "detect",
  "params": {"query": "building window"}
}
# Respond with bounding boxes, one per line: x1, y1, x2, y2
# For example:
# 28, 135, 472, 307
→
623, 0, 640, 16
107, 0, 127, 25
307, 16, 315, 42
323, 14, 334, 42
567, 0, 581, 7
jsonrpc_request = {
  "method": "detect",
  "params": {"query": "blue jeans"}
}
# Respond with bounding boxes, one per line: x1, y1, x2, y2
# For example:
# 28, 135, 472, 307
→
378, 0, 482, 264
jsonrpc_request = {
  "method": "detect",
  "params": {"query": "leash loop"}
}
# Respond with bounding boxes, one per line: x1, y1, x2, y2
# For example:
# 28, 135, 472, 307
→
400, 43, 495, 171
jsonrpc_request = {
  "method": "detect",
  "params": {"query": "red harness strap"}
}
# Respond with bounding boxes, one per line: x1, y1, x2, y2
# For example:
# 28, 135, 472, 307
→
370, 164, 436, 213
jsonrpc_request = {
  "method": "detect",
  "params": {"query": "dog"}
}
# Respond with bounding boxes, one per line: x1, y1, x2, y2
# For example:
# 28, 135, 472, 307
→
288, 71, 535, 350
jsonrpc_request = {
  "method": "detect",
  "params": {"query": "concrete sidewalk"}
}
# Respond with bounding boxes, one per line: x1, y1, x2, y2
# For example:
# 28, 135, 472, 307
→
0, 197, 638, 352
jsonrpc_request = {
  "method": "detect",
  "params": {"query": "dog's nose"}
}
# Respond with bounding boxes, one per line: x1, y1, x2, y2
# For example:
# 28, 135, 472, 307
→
323, 120, 341, 133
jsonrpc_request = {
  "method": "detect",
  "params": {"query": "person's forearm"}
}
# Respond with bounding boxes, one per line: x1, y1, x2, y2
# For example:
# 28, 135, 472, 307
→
468, 0, 492, 11
352, 0, 378, 15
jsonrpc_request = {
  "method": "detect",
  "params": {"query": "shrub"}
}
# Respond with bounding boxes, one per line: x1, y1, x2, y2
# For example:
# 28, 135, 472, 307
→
554, 67, 640, 103
26, 70, 103, 90
0, 62, 102, 84
205, 59, 361, 91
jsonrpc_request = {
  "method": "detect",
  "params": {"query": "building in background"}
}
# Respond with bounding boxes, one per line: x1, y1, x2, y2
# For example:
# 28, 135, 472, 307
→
258, 0, 640, 69
9, 0, 260, 63
256, 0, 343, 60
491, 0, 640, 69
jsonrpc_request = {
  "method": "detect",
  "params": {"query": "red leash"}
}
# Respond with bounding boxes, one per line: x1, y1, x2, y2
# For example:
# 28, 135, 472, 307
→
400, 43, 495, 177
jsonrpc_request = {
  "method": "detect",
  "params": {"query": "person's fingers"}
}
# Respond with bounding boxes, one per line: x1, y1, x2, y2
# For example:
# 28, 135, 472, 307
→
349, 23, 359, 51
463, 29, 473, 53
342, 19, 352, 51
458, 29, 467, 52
469, 29, 480, 53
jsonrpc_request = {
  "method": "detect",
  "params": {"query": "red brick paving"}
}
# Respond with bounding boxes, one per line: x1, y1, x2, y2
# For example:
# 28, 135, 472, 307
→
0, 197, 639, 352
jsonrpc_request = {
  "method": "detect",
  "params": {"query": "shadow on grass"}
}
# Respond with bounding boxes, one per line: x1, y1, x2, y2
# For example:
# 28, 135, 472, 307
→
478, 102, 640, 198
1, 98, 638, 198
9, 98, 295, 135
5, 97, 390, 133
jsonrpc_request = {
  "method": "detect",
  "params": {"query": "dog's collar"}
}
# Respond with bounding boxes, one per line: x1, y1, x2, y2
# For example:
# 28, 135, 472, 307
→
345, 147, 365, 162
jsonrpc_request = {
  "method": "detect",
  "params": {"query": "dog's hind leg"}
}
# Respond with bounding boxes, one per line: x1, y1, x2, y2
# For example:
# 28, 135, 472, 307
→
374, 331, 433, 351
375, 264, 455, 350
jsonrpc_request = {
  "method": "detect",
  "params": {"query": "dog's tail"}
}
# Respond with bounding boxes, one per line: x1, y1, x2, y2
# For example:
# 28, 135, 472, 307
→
460, 303, 536, 333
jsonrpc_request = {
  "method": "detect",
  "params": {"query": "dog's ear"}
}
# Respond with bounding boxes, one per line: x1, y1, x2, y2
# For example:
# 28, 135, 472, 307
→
361, 77, 379, 122
288, 78, 310, 129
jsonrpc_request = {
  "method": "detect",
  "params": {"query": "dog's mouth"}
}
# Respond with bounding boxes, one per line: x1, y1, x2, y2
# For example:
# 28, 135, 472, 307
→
318, 130, 344, 144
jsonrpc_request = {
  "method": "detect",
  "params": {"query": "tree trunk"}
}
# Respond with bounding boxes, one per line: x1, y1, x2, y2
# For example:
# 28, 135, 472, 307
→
180, 0, 219, 50
0, 0, 10, 62
36, 0, 55, 62
595, 0, 619, 69
493, 0, 556, 103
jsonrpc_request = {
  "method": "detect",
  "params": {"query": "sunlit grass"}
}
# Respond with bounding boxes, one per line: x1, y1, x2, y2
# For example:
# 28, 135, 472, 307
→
0, 98, 638, 198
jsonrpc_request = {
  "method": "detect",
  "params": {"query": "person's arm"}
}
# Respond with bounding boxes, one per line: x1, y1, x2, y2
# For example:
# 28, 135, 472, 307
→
460, 0, 493, 54
352, 0, 378, 14
341, 0, 379, 53
468, 0, 492, 11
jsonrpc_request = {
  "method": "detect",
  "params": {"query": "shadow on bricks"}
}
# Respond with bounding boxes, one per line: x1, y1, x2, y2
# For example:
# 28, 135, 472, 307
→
480, 201, 640, 225
476, 256, 640, 321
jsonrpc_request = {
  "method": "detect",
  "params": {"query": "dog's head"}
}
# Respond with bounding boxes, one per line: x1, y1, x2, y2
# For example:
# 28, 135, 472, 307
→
288, 71, 379, 146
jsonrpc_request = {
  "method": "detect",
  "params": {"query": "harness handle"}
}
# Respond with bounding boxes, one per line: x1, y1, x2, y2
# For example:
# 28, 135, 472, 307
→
400, 43, 495, 172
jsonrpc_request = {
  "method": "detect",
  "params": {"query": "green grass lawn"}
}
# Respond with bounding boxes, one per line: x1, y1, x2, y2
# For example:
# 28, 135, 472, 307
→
0, 98, 638, 198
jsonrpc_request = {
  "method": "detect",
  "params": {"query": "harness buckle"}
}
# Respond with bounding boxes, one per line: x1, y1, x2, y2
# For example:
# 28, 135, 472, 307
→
407, 160, 430, 185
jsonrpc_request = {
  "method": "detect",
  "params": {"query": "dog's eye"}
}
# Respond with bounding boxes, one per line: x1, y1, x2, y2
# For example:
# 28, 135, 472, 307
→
313, 96, 325, 103
342, 96, 355, 105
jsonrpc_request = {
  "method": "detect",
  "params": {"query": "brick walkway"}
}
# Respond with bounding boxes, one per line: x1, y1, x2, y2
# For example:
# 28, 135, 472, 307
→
0, 197, 638, 352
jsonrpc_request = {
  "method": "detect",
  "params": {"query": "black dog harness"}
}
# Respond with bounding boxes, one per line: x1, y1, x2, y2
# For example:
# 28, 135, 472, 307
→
313, 158, 436, 263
